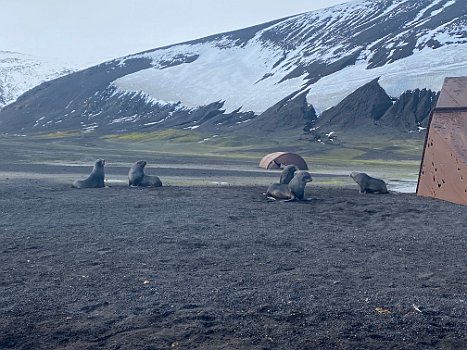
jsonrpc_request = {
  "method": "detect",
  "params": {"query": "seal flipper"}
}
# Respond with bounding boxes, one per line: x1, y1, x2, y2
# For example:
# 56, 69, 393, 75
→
283, 193, 297, 202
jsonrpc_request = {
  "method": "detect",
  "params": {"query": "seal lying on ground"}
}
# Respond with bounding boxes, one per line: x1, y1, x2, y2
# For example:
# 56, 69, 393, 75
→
128, 160, 162, 187
350, 172, 388, 194
279, 165, 298, 184
266, 171, 312, 201
72, 159, 106, 188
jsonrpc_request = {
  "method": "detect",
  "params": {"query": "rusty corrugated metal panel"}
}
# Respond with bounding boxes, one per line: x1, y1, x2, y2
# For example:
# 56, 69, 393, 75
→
417, 77, 467, 205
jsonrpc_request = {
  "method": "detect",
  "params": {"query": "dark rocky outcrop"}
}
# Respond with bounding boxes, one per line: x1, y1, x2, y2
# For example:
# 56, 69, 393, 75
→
233, 90, 317, 135
304, 80, 438, 143
143, 101, 256, 133
378, 88, 439, 131
313, 78, 393, 133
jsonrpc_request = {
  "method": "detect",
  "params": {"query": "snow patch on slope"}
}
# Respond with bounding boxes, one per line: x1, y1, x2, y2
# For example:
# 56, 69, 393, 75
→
115, 41, 467, 114
307, 45, 467, 113
113, 41, 307, 113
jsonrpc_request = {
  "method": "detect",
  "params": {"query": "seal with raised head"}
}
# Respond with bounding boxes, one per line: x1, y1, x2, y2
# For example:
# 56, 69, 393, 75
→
266, 170, 312, 201
72, 159, 106, 189
350, 172, 388, 194
280, 165, 298, 184
129, 160, 162, 187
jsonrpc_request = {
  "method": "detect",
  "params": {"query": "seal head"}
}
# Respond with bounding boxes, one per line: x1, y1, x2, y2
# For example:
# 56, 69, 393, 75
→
280, 165, 298, 184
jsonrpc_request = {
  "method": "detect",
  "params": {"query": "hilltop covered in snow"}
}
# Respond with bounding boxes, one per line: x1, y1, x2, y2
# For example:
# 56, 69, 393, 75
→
0, 0, 465, 135
0, 51, 73, 109
115, 0, 466, 113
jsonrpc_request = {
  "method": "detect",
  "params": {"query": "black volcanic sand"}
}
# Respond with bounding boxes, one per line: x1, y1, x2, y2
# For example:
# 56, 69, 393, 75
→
1, 176, 466, 350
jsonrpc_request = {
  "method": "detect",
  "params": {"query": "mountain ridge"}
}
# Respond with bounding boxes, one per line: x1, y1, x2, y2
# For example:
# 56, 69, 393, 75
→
0, 0, 465, 137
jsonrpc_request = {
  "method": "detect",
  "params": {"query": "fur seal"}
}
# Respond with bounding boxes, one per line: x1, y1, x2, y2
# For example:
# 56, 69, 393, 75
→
266, 171, 312, 201
72, 159, 106, 189
280, 165, 298, 184
128, 160, 162, 187
350, 172, 388, 194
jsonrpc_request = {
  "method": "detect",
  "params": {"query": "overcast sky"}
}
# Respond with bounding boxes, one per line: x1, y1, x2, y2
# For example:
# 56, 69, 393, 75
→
1, 0, 349, 68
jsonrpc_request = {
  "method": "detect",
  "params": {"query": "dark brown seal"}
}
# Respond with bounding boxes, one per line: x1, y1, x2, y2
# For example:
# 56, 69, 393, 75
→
129, 160, 162, 187
266, 171, 312, 201
280, 165, 298, 184
350, 172, 388, 194
72, 159, 106, 189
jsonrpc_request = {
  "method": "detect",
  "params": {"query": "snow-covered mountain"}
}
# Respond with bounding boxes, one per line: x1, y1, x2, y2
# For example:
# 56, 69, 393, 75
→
0, 0, 465, 136
0, 51, 73, 109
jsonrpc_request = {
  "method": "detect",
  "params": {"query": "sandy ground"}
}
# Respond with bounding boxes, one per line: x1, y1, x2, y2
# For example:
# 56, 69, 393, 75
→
0, 162, 466, 349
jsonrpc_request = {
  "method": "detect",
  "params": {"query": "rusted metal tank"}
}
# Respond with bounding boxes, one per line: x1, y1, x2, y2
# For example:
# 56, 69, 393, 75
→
417, 77, 467, 205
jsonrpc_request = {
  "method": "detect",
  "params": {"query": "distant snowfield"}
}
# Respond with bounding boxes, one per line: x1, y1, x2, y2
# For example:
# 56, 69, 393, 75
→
114, 41, 467, 114
113, 39, 307, 113
0, 51, 72, 108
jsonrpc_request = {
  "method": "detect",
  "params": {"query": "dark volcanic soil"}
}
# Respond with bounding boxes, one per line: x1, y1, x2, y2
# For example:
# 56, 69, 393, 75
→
0, 178, 466, 350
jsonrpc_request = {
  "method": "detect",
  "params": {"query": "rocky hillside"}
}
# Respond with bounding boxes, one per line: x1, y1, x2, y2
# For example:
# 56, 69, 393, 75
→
305, 79, 439, 143
0, 0, 464, 136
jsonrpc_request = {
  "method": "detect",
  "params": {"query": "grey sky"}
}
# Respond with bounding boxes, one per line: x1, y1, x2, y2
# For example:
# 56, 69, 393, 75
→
1, 0, 349, 67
